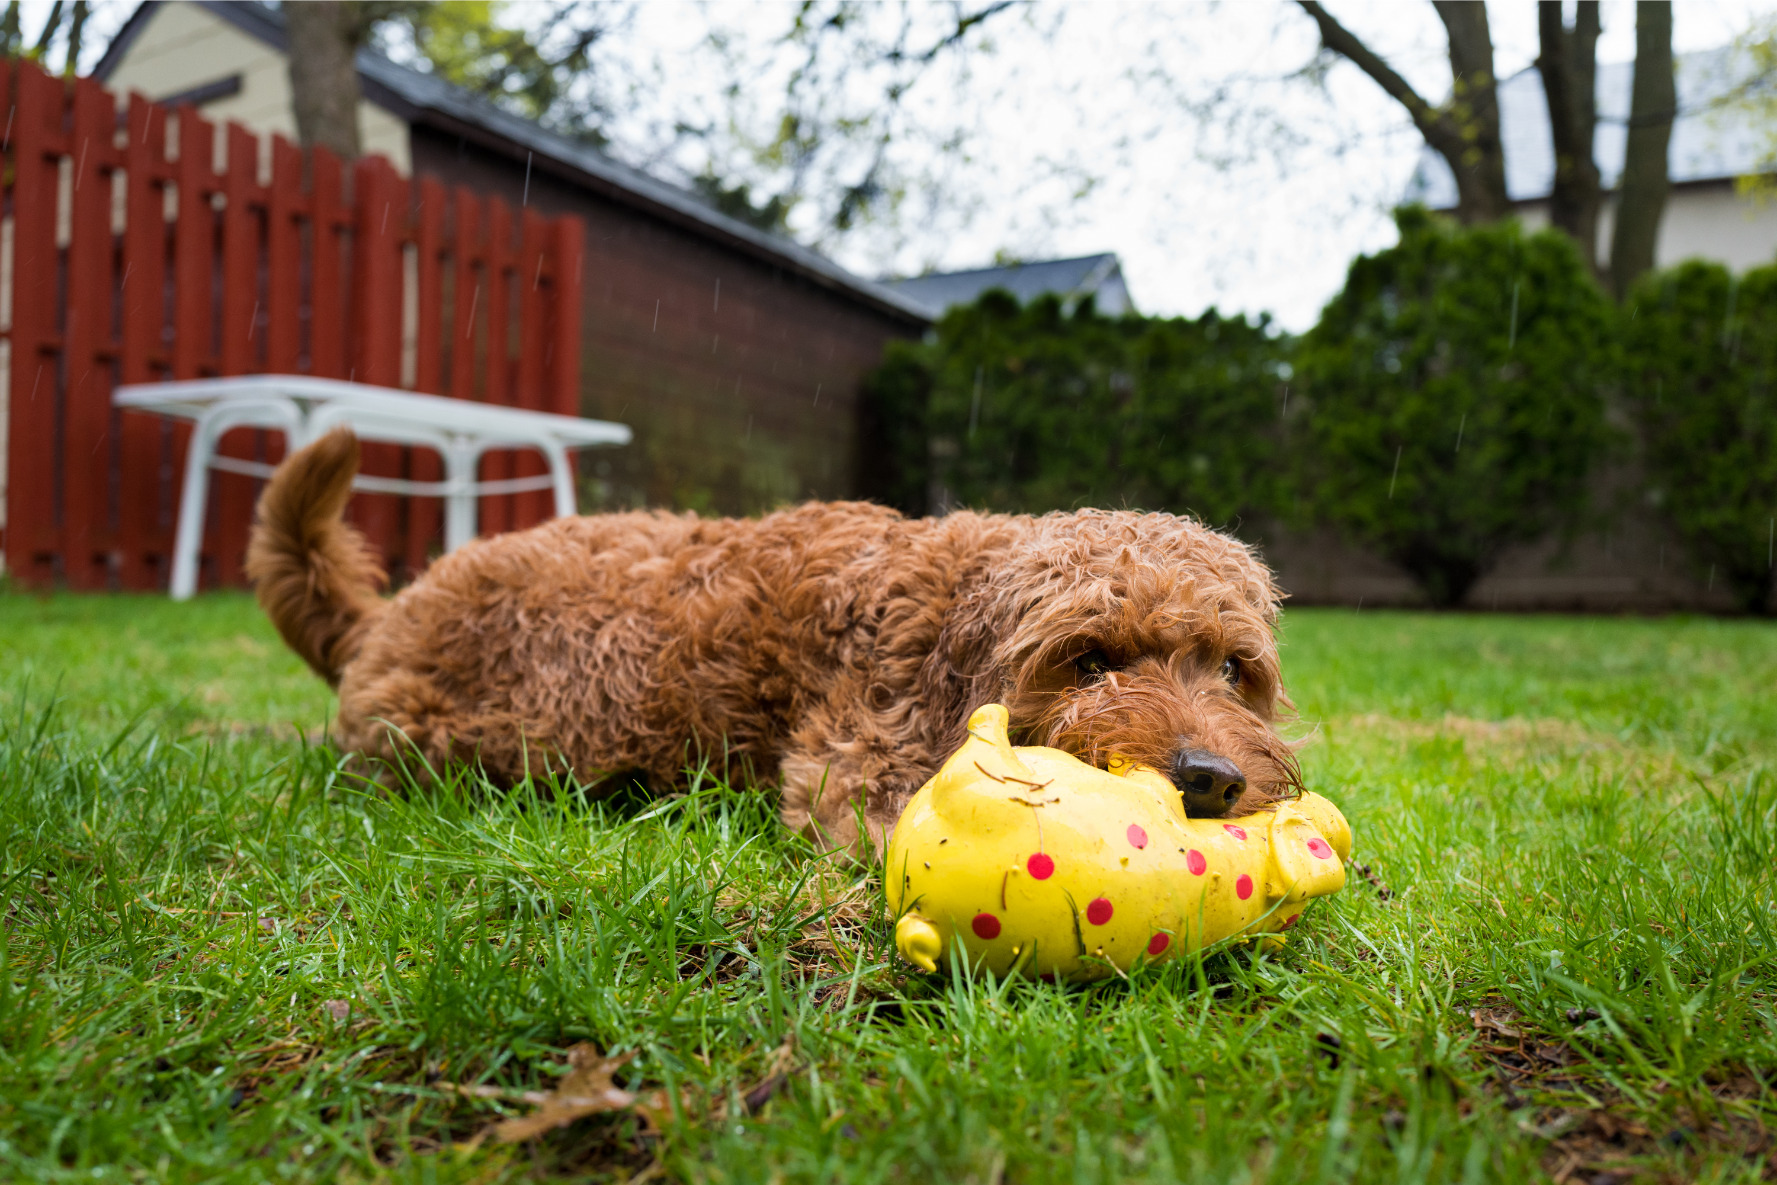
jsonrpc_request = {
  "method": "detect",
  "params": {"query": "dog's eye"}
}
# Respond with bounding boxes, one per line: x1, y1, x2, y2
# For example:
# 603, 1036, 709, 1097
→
1074, 649, 1114, 680
1221, 658, 1241, 686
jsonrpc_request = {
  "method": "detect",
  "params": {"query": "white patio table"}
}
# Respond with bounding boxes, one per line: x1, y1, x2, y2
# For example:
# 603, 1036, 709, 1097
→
113, 374, 631, 600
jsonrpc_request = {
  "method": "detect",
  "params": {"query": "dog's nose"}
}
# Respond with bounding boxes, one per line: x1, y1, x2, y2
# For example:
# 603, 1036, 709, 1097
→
1171, 748, 1246, 816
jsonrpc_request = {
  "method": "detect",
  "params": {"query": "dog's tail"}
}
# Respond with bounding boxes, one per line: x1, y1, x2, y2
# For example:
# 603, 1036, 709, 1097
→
245, 428, 386, 686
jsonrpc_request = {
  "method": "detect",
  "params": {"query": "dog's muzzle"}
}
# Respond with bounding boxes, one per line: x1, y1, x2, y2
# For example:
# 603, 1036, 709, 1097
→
1171, 747, 1246, 816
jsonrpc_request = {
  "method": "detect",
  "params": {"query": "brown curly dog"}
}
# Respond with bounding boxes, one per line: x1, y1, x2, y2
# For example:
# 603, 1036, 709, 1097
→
247, 429, 1302, 855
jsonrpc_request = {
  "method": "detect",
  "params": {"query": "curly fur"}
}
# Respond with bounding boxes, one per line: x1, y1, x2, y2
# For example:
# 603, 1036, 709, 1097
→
250, 429, 1301, 856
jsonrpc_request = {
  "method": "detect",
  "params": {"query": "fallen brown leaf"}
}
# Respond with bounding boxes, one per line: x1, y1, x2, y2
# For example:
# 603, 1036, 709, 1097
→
1471, 1007, 1522, 1040
490, 1045, 641, 1143
737, 1034, 800, 1117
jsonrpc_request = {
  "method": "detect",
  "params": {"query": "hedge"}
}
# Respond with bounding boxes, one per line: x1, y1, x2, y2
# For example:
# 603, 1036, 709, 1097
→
860, 291, 1291, 527
1624, 259, 1777, 612
1292, 208, 1618, 606
862, 210, 1771, 613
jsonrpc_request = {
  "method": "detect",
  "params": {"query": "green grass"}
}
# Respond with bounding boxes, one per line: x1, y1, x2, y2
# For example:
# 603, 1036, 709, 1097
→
2, 591, 1774, 1184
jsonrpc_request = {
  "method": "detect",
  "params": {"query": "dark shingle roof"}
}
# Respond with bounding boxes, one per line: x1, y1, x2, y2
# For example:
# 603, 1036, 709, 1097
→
884, 253, 1132, 318
94, 1, 931, 325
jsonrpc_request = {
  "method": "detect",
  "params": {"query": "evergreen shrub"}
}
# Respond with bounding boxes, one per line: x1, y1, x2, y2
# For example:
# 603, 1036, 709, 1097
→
860, 291, 1291, 526
1624, 260, 1777, 613
1292, 208, 1617, 606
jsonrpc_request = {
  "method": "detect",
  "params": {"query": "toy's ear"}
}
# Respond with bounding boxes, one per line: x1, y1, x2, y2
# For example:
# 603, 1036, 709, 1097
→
1265, 803, 1347, 904
931, 704, 1038, 812
1106, 755, 1175, 795
965, 703, 1018, 757
1101, 756, 1172, 792
1293, 792, 1354, 861
966, 703, 1037, 778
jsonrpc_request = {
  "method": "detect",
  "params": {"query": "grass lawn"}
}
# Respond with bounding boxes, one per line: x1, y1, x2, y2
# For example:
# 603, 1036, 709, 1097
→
3, 590, 1774, 1184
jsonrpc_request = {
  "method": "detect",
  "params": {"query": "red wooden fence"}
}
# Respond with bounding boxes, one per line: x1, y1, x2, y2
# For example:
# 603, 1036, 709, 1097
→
0, 58, 585, 591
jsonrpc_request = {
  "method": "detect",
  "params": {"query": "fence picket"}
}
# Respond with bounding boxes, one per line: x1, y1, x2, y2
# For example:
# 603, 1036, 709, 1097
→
213, 121, 262, 585
118, 93, 170, 587
407, 175, 446, 574
61, 78, 118, 589
348, 155, 405, 571
4, 64, 64, 584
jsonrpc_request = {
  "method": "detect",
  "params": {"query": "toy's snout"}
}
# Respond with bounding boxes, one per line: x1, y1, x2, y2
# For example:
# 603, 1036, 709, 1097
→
1172, 747, 1246, 816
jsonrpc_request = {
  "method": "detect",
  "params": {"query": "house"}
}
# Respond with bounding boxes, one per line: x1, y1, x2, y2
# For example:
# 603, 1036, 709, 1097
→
94, 0, 932, 515
885, 253, 1135, 318
1405, 49, 1777, 272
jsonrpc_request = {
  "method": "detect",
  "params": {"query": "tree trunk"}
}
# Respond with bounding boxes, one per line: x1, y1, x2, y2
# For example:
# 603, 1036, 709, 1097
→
1298, 1, 1508, 225
1610, 1, 1674, 299
1537, 1, 1602, 277
1430, 2, 1509, 223
286, 0, 365, 160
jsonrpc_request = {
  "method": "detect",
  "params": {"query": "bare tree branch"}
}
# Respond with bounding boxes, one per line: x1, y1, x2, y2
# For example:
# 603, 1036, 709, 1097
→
1295, 2, 1439, 131
890, 1, 1016, 66
1297, 0, 1508, 223
31, 1, 63, 58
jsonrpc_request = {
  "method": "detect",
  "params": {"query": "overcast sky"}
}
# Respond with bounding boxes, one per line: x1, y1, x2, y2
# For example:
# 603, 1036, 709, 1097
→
53, 1, 1777, 329
599, 1, 1777, 329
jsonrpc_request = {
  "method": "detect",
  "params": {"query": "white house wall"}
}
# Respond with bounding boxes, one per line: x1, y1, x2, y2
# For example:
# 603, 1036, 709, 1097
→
1514, 182, 1777, 274
101, 1, 412, 176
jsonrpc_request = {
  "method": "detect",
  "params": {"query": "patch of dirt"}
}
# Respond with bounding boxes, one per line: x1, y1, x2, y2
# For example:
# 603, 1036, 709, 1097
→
1468, 1004, 1775, 1183
1337, 713, 1614, 753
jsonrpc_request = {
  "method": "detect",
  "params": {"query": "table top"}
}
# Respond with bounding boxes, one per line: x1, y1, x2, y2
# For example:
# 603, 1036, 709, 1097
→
114, 375, 631, 448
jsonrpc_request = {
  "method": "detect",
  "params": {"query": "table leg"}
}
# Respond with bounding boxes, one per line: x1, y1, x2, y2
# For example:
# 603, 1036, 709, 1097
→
443, 439, 480, 552
169, 415, 219, 600
543, 440, 576, 520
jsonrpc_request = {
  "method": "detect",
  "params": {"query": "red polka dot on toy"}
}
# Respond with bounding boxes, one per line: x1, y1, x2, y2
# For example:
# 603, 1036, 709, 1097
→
1306, 837, 1333, 860
972, 912, 1001, 939
1224, 824, 1247, 841
1235, 873, 1254, 900
1027, 852, 1055, 879
1126, 824, 1148, 849
1086, 897, 1114, 925
1186, 849, 1207, 876
1147, 932, 1170, 956
1281, 913, 1300, 929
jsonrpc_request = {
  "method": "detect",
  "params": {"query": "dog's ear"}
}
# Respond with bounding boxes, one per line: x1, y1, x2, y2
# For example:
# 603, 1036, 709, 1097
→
923, 578, 1022, 746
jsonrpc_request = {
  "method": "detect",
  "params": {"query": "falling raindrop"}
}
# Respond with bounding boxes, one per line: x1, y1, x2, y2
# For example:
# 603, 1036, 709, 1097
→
522, 151, 533, 206
653, 299, 660, 332
1454, 412, 1465, 453
1388, 444, 1402, 499
713, 278, 721, 313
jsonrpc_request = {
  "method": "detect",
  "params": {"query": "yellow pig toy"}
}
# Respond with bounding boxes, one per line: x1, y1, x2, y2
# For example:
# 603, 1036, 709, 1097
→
886, 704, 1352, 982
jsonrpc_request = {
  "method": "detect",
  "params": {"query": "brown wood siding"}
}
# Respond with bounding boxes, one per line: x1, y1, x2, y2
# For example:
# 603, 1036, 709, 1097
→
408, 126, 919, 516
